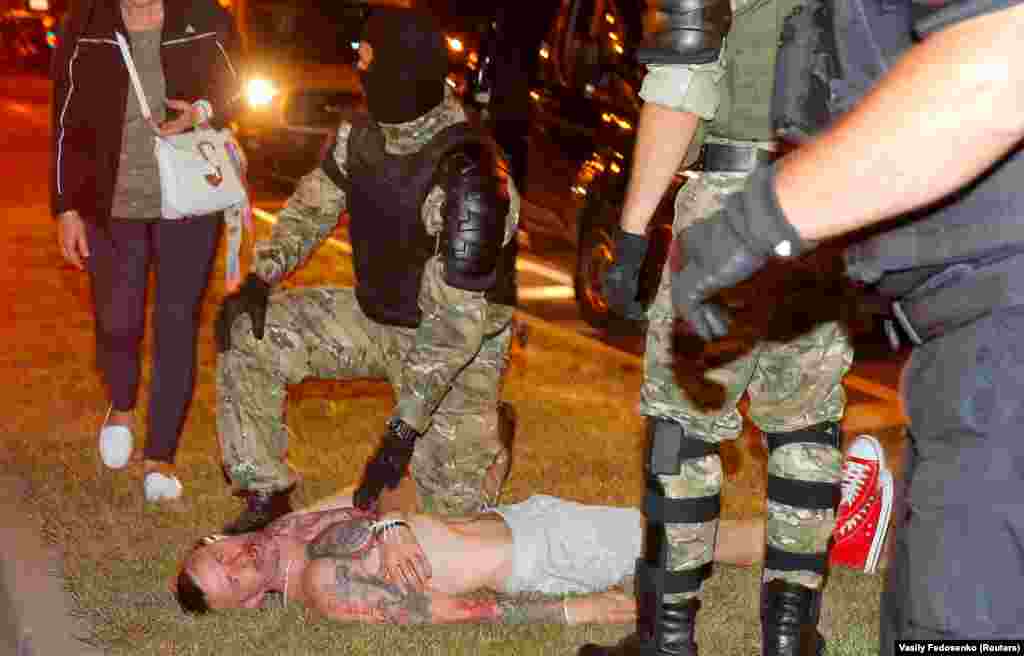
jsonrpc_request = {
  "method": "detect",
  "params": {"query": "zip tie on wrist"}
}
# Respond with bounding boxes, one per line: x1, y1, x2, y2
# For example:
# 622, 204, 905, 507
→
191, 99, 213, 126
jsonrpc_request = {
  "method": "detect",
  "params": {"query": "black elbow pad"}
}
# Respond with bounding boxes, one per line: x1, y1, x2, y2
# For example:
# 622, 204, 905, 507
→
439, 143, 510, 291
637, 0, 732, 66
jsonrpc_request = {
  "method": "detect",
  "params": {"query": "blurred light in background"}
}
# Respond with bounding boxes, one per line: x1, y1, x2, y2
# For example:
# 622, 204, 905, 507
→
245, 78, 278, 107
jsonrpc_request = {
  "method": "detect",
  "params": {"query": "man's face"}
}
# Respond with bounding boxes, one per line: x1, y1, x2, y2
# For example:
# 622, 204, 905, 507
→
186, 533, 281, 609
357, 41, 373, 72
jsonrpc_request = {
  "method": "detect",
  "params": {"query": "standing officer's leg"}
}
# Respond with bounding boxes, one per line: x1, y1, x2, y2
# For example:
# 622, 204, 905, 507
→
217, 287, 394, 533
748, 321, 850, 656
581, 174, 756, 656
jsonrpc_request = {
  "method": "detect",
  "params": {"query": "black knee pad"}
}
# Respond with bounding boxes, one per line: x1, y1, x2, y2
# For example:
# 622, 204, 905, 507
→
765, 421, 840, 453
640, 420, 721, 599
646, 417, 719, 476
638, 502, 714, 600
764, 422, 841, 576
764, 544, 829, 576
765, 421, 841, 510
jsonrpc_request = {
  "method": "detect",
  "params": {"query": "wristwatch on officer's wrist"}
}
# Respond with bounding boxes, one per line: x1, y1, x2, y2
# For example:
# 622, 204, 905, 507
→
387, 417, 419, 442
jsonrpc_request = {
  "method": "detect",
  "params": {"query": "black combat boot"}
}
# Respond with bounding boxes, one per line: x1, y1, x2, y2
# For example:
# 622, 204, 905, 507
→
761, 580, 825, 656
222, 489, 293, 535
578, 598, 700, 656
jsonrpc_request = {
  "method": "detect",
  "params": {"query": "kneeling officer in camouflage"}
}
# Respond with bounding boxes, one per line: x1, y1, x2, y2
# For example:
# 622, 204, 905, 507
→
214, 7, 519, 534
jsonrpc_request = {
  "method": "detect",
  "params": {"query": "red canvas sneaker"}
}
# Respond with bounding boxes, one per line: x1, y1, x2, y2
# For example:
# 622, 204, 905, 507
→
830, 435, 894, 574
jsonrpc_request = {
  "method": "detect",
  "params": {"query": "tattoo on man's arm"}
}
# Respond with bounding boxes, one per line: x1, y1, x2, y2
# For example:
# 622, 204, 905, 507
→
321, 559, 433, 624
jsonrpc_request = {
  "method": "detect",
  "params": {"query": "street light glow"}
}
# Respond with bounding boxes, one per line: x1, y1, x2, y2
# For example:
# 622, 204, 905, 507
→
245, 78, 278, 107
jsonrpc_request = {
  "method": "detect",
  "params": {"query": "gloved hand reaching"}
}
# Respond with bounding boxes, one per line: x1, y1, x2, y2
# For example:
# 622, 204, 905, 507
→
215, 273, 271, 352
603, 228, 649, 321
670, 165, 809, 340
353, 418, 421, 511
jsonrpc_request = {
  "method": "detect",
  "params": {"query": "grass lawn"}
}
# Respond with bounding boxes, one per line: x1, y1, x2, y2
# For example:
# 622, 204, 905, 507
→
3, 207, 893, 655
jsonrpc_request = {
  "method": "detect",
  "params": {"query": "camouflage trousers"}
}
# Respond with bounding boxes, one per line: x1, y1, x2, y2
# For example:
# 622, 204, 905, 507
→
642, 171, 851, 596
217, 286, 513, 517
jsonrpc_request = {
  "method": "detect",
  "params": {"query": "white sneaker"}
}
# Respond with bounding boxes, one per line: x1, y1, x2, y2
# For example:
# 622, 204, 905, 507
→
98, 405, 133, 469
144, 471, 183, 501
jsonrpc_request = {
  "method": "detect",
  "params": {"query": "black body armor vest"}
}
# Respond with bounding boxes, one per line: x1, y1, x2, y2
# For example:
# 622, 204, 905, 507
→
342, 118, 516, 328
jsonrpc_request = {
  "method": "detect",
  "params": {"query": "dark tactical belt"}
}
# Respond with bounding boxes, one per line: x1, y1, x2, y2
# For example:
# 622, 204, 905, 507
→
889, 266, 1024, 346
702, 142, 776, 173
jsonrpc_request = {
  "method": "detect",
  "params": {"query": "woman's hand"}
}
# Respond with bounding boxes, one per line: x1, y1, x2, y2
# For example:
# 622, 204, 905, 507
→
57, 209, 89, 270
378, 520, 432, 590
158, 99, 205, 136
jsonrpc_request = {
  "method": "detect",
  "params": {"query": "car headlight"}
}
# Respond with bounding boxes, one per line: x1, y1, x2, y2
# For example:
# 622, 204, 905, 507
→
245, 78, 278, 108
446, 36, 464, 54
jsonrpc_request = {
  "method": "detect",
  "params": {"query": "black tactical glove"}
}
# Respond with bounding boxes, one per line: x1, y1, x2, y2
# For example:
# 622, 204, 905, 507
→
670, 165, 809, 340
603, 228, 649, 320
353, 418, 420, 511
215, 273, 271, 353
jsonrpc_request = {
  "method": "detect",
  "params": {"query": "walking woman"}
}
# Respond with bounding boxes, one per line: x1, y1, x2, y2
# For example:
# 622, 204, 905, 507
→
50, 0, 241, 500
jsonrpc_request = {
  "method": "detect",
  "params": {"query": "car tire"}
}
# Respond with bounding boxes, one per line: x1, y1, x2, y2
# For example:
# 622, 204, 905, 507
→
573, 197, 646, 335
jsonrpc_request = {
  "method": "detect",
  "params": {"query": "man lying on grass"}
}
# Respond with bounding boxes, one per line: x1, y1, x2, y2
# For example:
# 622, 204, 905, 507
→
174, 454, 893, 627
176, 492, 646, 624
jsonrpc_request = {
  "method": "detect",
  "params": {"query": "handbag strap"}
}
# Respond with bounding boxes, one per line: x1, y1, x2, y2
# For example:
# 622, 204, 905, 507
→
115, 31, 156, 126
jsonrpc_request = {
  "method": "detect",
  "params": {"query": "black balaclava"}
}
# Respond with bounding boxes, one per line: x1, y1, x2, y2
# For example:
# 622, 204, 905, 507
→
360, 8, 449, 124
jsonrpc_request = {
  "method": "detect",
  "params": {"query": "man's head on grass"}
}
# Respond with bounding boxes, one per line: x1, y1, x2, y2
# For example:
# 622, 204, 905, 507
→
176, 514, 385, 613
177, 532, 284, 611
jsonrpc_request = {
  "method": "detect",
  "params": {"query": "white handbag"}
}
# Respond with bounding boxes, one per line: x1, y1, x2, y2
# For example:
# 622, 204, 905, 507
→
116, 31, 247, 219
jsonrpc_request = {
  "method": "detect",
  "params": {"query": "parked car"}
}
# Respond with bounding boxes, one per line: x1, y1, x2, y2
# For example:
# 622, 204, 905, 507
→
0, 10, 59, 73
230, 0, 376, 186
486, 0, 669, 332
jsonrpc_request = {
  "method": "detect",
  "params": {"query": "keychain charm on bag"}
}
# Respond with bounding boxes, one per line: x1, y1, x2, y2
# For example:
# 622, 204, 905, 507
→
115, 31, 248, 220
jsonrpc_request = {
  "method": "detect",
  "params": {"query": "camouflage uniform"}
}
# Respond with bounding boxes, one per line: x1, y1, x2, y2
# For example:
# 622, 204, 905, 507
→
217, 90, 519, 516
638, 0, 850, 598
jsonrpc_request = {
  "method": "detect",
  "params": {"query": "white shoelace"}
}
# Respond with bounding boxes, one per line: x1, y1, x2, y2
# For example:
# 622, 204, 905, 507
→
837, 500, 874, 536
840, 460, 870, 508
